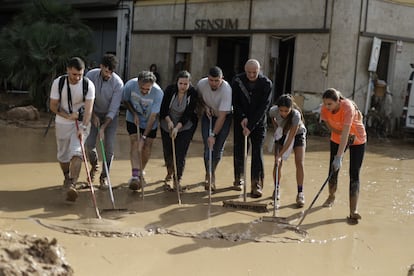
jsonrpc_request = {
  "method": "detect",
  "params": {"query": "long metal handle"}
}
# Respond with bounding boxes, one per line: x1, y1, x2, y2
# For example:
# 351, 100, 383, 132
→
208, 116, 213, 205
98, 126, 116, 209
76, 121, 101, 219
171, 135, 181, 205
243, 135, 247, 202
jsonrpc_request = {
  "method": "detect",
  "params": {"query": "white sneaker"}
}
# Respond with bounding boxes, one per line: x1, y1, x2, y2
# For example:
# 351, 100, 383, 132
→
296, 192, 305, 208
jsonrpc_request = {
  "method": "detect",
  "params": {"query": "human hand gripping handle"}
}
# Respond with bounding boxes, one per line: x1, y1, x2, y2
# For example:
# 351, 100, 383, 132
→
332, 155, 343, 171
171, 127, 178, 139
332, 134, 355, 171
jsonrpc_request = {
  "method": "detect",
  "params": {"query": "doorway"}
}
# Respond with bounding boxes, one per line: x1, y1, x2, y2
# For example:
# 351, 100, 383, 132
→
216, 37, 250, 82
272, 36, 295, 102
83, 18, 117, 70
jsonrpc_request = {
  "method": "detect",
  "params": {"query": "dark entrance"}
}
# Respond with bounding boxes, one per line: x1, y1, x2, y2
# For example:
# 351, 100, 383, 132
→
273, 36, 295, 102
83, 18, 117, 69
216, 37, 250, 82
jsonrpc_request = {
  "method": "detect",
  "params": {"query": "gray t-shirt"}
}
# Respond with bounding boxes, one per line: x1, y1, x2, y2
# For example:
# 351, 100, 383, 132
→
160, 93, 193, 132
196, 77, 232, 116
268, 105, 306, 135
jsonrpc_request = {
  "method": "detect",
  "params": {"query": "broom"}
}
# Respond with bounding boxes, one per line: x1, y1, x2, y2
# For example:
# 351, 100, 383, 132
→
222, 135, 268, 213
97, 126, 128, 213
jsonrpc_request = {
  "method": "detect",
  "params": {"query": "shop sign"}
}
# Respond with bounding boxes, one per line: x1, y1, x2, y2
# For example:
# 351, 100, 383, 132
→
194, 18, 238, 31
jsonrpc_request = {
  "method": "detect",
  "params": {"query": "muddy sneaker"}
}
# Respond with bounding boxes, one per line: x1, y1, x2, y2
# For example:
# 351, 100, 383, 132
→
99, 177, 109, 190
128, 176, 141, 191
63, 179, 78, 202
89, 163, 99, 182
296, 192, 305, 208
233, 179, 243, 191
251, 186, 263, 198
322, 195, 335, 207
164, 173, 172, 183
251, 180, 263, 198
66, 186, 78, 202
347, 212, 362, 225
173, 180, 184, 193
204, 173, 216, 192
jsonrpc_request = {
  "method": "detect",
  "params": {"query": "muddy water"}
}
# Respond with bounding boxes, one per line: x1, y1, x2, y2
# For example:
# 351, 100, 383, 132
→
0, 122, 413, 275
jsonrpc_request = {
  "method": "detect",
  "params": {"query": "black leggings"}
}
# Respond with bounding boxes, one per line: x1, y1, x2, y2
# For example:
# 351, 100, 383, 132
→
329, 141, 365, 196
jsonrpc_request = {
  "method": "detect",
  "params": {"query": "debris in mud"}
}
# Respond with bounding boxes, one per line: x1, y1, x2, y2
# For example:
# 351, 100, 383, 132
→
0, 231, 73, 276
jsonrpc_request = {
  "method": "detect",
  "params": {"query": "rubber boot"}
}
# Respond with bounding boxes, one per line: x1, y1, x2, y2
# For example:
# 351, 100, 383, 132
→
348, 193, 362, 224
322, 182, 337, 207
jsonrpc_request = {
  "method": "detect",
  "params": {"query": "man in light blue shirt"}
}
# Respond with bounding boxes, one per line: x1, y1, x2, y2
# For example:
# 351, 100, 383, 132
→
85, 54, 124, 190
123, 71, 164, 191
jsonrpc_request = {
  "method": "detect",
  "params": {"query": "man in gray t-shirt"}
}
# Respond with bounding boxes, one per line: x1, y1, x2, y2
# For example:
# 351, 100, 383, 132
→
197, 66, 232, 191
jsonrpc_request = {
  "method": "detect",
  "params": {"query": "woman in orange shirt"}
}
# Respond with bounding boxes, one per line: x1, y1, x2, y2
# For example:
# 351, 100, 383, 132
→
320, 88, 366, 224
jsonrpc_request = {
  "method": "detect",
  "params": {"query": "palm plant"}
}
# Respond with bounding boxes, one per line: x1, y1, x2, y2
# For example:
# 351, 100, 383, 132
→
0, 0, 94, 109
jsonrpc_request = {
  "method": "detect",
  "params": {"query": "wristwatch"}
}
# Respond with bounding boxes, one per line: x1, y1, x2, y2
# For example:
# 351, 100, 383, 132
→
210, 132, 216, 138
142, 135, 147, 140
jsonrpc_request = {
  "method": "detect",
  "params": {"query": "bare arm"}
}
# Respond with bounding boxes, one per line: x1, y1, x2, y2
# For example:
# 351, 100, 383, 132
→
337, 124, 352, 157
144, 113, 158, 136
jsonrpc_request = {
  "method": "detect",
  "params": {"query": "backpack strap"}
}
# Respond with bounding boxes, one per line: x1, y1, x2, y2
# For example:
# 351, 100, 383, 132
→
57, 75, 67, 112
57, 75, 89, 113
82, 76, 89, 102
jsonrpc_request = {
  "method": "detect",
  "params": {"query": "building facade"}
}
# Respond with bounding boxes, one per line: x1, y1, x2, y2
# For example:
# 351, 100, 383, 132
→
130, 0, 414, 131
2, 0, 414, 129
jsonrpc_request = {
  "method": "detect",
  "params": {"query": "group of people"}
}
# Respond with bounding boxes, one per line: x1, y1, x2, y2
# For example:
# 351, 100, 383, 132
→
49, 56, 366, 224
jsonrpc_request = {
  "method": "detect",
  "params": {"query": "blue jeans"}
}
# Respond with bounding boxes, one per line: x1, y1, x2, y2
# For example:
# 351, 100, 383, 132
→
85, 114, 119, 177
201, 114, 232, 174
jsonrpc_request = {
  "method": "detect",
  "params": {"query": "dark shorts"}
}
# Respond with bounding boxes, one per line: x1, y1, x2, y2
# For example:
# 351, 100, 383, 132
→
126, 121, 157, 138
276, 132, 306, 148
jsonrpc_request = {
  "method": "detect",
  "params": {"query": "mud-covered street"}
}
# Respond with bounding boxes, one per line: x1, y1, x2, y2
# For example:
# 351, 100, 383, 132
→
0, 116, 413, 275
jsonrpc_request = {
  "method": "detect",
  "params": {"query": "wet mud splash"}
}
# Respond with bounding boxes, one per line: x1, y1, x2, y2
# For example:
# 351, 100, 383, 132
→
34, 216, 347, 245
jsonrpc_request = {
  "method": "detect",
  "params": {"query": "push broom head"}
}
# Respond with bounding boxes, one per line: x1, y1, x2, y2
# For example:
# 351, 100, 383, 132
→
222, 200, 268, 213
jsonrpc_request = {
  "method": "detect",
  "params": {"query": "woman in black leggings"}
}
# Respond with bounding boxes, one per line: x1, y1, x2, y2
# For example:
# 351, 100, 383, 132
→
320, 88, 366, 224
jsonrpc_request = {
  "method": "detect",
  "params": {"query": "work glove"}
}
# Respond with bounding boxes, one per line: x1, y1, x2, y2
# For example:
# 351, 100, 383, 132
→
171, 127, 178, 139
332, 155, 343, 171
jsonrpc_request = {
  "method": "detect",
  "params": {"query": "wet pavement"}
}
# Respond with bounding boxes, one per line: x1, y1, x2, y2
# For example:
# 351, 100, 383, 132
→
0, 119, 413, 275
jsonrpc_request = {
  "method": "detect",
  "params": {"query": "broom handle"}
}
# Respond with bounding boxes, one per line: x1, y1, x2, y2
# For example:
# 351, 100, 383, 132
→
243, 135, 247, 202
273, 145, 279, 217
98, 126, 116, 209
137, 128, 145, 199
76, 121, 101, 219
171, 134, 181, 205
208, 116, 212, 204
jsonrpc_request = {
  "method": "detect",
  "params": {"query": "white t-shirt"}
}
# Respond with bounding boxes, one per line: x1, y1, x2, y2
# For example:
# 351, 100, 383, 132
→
196, 77, 232, 116
50, 76, 95, 124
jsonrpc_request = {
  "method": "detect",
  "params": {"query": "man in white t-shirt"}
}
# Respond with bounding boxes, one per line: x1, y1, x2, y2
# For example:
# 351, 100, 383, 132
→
49, 57, 95, 202
197, 66, 232, 191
